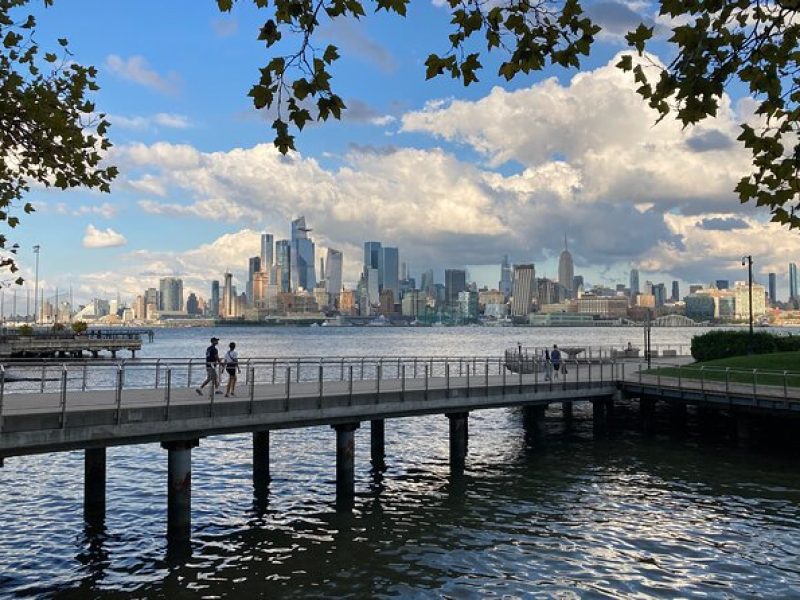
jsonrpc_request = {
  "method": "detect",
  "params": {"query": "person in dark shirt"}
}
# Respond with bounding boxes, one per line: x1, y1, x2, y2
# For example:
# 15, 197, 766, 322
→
196, 337, 222, 395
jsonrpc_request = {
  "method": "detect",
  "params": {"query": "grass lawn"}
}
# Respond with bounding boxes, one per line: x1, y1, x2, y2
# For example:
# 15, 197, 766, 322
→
645, 352, 800, 388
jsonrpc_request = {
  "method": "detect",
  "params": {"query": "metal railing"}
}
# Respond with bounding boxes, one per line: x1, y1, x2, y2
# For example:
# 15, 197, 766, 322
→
520, 344, 690, 361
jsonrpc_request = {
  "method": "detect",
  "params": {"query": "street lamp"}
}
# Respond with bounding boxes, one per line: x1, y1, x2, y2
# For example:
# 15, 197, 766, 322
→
742, 255, 753, 336
33, 245, 40, 326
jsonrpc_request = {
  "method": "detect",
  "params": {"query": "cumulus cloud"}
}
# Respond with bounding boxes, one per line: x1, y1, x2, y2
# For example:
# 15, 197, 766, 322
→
105, 55, 182, 95
109, 112, 192, 130
83, 225, 127, 249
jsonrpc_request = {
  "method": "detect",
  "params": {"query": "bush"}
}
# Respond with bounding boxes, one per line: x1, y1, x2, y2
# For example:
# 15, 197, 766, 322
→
72, 321, 88, 334
52, 322, 65, 332
691, 330, 800, 361
17, 324, 33, 336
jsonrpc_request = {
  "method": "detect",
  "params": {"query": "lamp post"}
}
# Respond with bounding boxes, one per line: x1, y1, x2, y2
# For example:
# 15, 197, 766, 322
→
741, 255, 753, 336
33, 245, 40, 326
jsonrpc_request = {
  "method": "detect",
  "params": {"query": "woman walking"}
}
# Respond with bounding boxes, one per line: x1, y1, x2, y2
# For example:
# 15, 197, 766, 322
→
224, 342, 241, 397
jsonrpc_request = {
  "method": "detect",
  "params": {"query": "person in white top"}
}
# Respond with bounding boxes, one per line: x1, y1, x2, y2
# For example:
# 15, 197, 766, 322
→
224, 342, 241, 397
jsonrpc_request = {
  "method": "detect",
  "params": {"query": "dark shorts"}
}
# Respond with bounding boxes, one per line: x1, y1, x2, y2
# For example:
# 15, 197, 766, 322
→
226, 367, 237, 376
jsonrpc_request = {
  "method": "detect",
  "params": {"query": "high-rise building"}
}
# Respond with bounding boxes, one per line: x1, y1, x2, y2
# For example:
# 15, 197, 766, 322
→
573, 275, 584, 295
499, 254, 512, 297
275, 239, 291, 292
653, 283, 667, 307
210, 281, 220, 316
186, 293, 200, 315
291, 216, 316, 291
247, 256, 261, 305
159, 277, 183, 312
325, 248, 343, 302
790, 263, 798, 301
558, 234, 574, 299
260, 233, 274, 273
222, 272, 234, 317
511, 264, 536, 317
716, 279, 730, 290
382, 247, 399, 300
420, 269, 435, 297
671, 281, 680, 302
364, 241, 383, 289
629, 269, 640, 296
444, 269, 467, 307
366, 267, 380, 307
768, 272, 777, 304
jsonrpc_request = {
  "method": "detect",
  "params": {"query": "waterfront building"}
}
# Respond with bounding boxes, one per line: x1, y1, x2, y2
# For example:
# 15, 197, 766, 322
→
133, 295, 145, 320
364, 242, 383, 288
536, 277, 558, 307
159, 277, 183, 312
558, 235, 574, 299
275, 239, 291, 292
576, 295, 628, 318
636, 293, 656, 309
511, 264, 536, 318
457, 290, 479, 322
382, 247, 399, 299
445, 269, 467, 307
484, 302, 509, 319
401, 289, 426, 318
685, 295, 715, 321
768, 272, 777, 304
734, 282, 767, 320
325, 248, 343, 305
291, 217, 316, 291
339, 289, 356, 315
689, 284, 704, 294
210, 281, 220, 316
499, 254, 512, 297
629, 269, 640, 296
478, 289, 505, 309
671, 281, 680, 302
790, 263, 798, 301
313, 284, 330, 310
716, 279, 730, 290
379, 289, 396, 316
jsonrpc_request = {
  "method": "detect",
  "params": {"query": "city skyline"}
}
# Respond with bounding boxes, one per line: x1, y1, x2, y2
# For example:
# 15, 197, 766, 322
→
5, 2, 798, 306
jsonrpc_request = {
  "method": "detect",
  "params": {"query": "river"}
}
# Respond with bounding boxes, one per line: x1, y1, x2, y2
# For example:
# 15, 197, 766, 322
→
1, 326, 799, 598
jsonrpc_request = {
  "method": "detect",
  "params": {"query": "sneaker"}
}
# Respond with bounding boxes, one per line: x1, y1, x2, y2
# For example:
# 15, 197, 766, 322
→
224, 394, 230, 398
230, 392, 236, 397
195, 388, 203, 396
215, 389, 224, 394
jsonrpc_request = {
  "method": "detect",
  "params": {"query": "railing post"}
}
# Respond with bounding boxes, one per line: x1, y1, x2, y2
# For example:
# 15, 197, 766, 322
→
502, 360, 506, 395
784, 371, 789, 407
82, 363, 88, 392
701, 366, 706, 398
0, 365, 5, 433
155, 359, 161, 389
209, 370, 215, 418
413, 358, 418, 378
752, 369, 757, 401
724, 367, 728, 397
285, 367, 291, 411
518, 360, 522, 394
296, 359, 301, 383
248, 366, 255, 413
245, 359, 252, 386
459, 358, 463, 377
401, 364, 406, 402
59, 365, 68, 429
361, 358, 365, 380
164, 368, 172, 421
466, 363, 470, 397
445, 362, 450, 398
341, 358, 345, 381
40, 364, 46, 393
376, 363, 381, 403
319, 364, 324, 409
425, 365, 429, 400
187, 359, 193, 388
485, 359, 489, 396
272, 358, 277, 384
115, 365, 124, 425
348, 365, 353, 406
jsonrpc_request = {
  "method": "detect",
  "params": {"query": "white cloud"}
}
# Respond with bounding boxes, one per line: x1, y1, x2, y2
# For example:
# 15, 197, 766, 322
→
82, 225, 127, 249
105, 55, 182, 95
109, 112, 192, 130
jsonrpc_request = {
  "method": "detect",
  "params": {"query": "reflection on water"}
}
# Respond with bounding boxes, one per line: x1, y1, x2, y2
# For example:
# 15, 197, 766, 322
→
1, 327, 800, 597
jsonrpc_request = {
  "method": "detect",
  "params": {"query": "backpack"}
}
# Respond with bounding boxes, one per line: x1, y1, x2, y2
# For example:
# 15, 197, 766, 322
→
551, 349, 561, 363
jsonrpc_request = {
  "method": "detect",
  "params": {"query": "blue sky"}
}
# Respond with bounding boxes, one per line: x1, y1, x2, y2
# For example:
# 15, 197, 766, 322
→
10, 0, 800, 305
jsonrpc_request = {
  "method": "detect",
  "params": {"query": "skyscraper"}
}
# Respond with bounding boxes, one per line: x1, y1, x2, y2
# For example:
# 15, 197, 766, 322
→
210, 281, 220, 316
671, 280, 680, 302
159, 277, 183, 312
444, 269, 467, 306
499, 254, 512, 297
382, 247, 399, 299
364, 241, 383, 288
291, 216, 316, 291
558, 234, 574, 299
629, 269, 640, 296
275, 239, 291, 292
186, 293, 200, 315
260, 233, 274, 274
768, 272, 777, 304
222, 271, 234, 317
325, 248, 343, 300
716, 279, 730, 290
511, 264, 536, 317
790, 262, 798, 301
247, 256, 260, 305
420, 269, 435, 297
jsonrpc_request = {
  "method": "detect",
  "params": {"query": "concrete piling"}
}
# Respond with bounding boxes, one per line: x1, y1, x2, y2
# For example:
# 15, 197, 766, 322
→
162, 439, 199, 541
592, 399, 606, 434
562, 401, 573, 422
447, 412, 468, 474
253, 430, 270, 491
370, 419, 385, 470
333, 423, 359, 511
84, 447, 106, 524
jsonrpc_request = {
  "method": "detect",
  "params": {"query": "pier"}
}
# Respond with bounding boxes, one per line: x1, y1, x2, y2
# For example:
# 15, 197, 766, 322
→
0, 351, 797, 551
0, 329, 149, 358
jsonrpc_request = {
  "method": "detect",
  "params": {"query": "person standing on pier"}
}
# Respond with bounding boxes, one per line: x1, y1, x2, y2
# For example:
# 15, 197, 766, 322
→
224, 342, 240, 397
543, 348, 551, 381
196, 337, 222, 395
551, 344, 561, 380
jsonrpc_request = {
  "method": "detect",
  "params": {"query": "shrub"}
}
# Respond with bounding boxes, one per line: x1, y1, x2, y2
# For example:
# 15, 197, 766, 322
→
72, 321, 88, 334
17, 324, 33, 336
690, 330, 796, 361
52, 322, 65, 332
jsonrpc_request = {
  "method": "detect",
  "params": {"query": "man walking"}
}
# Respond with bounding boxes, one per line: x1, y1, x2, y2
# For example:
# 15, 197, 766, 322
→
551, 344, 561, 380
196, 336, 222, 395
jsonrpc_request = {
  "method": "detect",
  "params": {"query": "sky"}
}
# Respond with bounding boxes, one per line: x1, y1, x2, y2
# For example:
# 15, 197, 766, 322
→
9, 0, 800, 306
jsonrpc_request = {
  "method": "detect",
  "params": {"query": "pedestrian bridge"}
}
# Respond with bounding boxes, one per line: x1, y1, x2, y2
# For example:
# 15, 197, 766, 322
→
1, 352, 797, 552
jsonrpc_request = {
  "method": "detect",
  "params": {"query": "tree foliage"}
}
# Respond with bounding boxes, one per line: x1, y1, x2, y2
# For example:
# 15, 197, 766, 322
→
219, 0, 800, 228
0, 0, 117, 284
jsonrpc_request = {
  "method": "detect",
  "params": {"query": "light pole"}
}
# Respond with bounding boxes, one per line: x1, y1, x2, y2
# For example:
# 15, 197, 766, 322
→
742, 255, 753, 336
33, 245, 40, 326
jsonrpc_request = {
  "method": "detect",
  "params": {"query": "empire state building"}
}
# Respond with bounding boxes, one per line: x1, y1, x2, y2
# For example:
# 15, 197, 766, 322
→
558, 234, 574, 299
